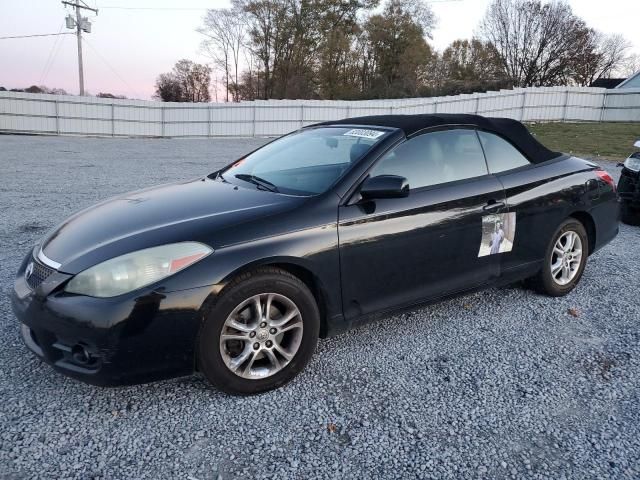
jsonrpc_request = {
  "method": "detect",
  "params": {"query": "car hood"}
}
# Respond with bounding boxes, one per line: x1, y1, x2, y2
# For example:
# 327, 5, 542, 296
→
41, 177, 298, 274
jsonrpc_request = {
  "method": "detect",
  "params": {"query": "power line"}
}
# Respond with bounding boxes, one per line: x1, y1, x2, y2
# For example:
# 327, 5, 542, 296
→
82, 36, 143, 99
0, 32, 73, 40
39, 23, 65, 84
41, 30, 68, 86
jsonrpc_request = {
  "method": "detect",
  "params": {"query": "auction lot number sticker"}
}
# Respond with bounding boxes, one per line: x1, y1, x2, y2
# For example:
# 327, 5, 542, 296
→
343, 129, 385, 139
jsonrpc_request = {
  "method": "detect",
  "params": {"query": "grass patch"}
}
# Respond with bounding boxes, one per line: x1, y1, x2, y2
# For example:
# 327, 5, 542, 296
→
527, 122, 640, 159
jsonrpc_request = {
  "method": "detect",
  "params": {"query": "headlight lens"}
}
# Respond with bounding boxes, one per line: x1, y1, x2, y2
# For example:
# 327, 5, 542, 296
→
65, 242, 212, 297
624, 155, 640, 172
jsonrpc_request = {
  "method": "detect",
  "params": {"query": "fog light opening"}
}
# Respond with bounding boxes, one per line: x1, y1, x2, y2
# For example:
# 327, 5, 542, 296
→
71, 344, 91, 365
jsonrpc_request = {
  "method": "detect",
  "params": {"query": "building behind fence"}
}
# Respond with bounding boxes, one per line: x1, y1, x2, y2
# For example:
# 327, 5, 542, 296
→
1, 86, 638, 138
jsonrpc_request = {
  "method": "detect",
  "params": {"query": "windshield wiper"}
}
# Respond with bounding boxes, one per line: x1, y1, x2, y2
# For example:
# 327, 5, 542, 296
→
208, 171, 228, 182
234, 174, 279, 193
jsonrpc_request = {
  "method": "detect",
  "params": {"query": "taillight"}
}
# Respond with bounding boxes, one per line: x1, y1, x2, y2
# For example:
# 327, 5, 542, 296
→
595, 170, 616, 191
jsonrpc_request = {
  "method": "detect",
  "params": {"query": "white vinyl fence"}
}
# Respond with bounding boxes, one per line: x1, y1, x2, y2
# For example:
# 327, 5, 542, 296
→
0, 86, 638, 138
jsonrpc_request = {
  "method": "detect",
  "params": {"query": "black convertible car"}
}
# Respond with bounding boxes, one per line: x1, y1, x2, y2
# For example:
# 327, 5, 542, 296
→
12, 114, 619, 394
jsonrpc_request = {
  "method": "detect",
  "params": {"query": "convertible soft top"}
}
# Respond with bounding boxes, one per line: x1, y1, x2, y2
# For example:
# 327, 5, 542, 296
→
315, 113, 561, 164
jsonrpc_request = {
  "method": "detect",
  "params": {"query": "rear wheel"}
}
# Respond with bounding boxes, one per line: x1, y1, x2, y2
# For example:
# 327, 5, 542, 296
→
197, 267, 319, 395
528, 219, 588, 296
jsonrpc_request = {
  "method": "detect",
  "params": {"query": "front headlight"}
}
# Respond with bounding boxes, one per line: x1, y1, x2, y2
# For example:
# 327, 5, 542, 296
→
624, 155, 640, 172
65, 242, 213, 298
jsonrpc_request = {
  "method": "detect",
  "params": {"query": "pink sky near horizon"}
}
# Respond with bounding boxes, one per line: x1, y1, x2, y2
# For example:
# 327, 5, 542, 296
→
1, 0, 638, 100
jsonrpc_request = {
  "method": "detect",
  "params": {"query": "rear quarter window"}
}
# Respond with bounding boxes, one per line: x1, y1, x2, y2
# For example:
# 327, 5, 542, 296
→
478, 131, 530, 173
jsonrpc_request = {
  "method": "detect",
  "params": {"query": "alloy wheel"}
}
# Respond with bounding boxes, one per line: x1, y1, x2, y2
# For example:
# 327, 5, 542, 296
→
219, 293, 303, 379
550, 230, 583, 286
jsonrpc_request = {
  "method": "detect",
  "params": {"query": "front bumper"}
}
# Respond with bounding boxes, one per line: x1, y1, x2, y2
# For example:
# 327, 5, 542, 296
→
11, 250, 215, 386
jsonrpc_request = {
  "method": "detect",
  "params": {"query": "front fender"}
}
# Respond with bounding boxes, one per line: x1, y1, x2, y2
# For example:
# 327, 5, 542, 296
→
158, 224, 342, 331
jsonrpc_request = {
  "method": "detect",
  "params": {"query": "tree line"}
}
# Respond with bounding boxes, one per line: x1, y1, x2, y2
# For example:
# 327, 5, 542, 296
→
0, 85, 127, 99
153, 0, 637, 102
1, 85, 68, 95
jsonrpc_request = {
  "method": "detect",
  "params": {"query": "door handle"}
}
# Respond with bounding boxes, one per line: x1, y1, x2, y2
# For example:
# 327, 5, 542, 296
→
483, 200, 505, 212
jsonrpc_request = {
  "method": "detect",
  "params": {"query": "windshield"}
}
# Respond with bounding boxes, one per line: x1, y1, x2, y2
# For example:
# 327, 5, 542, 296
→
219, 127, 388, 196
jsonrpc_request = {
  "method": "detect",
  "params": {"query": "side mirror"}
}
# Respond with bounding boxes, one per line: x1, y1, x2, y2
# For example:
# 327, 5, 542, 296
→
360, 175, 409, 200
634, 140, 640, 149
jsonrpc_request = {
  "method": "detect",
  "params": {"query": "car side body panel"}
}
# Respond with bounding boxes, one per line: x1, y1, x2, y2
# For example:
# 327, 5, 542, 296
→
495, 156, 611, 277
331, 154, 619, 334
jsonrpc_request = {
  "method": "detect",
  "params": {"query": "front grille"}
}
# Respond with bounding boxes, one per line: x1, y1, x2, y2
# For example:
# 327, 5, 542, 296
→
26, 260, 55, 289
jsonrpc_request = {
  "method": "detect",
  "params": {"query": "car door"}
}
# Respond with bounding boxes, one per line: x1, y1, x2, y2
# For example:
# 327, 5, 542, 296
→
338, 128, 506, 320
477, 130, 565, 275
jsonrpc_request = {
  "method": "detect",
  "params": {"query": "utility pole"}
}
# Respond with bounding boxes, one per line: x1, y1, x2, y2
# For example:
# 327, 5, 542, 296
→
62, 1, 97, 96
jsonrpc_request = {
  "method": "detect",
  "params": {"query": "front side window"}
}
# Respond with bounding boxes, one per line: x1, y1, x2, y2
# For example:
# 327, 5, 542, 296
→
478, 131, 530, 173
220, 127, 388, 195
370, 129, 488, 190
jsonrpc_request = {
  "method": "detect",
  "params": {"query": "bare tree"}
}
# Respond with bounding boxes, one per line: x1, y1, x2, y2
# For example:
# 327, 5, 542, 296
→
241, 45, 259, 99
199, 8, 247, 102
569, 31, 632, 86
227, 13, 247, 101
480, 0, 591, 87
596, 34, 632, 79
211, 71, 220, 103
199, 10, 231, 102
621, 54, 640, 78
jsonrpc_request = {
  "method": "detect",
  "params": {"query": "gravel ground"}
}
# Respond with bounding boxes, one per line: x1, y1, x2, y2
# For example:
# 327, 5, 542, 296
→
1, 135, 639, 480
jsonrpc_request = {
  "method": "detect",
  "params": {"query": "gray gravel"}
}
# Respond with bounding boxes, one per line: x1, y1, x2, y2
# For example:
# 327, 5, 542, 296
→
1, 135, 639, 479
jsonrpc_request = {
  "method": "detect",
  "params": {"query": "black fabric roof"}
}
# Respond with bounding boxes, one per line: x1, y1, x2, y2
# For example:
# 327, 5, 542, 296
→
315, 113, 560, 163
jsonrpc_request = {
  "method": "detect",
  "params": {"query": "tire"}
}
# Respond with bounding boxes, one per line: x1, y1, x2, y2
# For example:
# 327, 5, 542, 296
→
197, 267, 320, 395
528, 218, 589, 297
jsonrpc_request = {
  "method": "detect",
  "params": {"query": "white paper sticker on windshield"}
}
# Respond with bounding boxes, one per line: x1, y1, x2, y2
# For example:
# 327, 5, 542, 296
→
343, 129, 385, 139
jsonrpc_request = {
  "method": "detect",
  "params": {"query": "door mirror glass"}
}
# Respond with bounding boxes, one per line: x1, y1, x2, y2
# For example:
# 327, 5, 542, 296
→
360, 175, 409, 199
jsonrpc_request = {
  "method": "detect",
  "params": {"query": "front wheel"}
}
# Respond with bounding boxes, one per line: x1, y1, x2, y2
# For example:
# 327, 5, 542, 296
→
528, 219, 589, 296
197, 267, 320, 395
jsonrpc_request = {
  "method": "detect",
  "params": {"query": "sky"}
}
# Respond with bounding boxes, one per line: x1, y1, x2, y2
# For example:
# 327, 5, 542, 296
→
1, 0, 639, 100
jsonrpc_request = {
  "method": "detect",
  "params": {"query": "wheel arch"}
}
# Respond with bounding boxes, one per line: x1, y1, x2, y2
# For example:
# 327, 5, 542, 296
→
569, 211, 596, 255
218, 257, 332, 338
